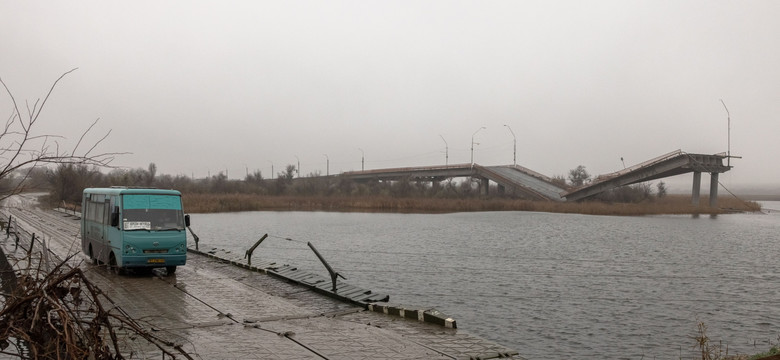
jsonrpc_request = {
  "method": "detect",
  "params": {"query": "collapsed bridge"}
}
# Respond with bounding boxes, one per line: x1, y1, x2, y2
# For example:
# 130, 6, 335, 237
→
330, 149, 733, 205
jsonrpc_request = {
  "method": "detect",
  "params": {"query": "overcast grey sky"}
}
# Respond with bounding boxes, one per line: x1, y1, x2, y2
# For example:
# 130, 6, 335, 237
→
1, 1, 778, 191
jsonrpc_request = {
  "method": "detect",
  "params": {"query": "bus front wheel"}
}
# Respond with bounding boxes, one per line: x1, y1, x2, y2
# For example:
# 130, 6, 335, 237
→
166, 266, 177, 275
109, 253, 125, 275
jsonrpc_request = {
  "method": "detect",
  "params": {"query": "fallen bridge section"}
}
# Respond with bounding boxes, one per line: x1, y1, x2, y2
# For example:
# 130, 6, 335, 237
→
474, 165, 566, 201
563, 150, 732, 204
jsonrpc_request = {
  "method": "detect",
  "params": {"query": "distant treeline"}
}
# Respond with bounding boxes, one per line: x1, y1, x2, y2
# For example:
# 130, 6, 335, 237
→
32, 162, 513, 205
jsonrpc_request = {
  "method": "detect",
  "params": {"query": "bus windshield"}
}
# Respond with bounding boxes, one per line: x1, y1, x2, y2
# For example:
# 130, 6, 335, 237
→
122, 194, 185, 231
123, 209, 184, 231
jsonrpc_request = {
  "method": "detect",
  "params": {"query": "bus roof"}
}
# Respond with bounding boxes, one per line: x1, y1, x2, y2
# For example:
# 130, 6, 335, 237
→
83, 187, 182, 196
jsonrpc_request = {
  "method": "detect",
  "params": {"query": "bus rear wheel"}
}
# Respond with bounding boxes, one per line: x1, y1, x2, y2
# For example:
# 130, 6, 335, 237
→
88, 245, 97, 265
109, 253, 125, 275
165, 266, 177, 275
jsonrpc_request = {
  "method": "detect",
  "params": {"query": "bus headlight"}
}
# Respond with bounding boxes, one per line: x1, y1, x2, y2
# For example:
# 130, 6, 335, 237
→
124, 244, 137, 254
176, 243, 187, 253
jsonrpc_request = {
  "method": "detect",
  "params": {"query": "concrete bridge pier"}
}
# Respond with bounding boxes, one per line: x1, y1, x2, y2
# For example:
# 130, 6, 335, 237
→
691, 171, 720, 207
431, 178, 442, 192
692, 171, 701, 206
709, 173, 719, 207
478, 177, 489, 196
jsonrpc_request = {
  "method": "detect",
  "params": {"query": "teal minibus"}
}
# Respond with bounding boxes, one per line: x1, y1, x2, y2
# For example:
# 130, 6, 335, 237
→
81, 187, 189, 274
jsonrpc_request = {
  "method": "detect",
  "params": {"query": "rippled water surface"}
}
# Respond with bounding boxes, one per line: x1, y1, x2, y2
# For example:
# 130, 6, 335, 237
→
191, 202, 780, 359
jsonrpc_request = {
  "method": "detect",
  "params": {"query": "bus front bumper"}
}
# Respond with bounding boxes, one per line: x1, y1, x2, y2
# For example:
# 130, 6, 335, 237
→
120, 254, 186, 268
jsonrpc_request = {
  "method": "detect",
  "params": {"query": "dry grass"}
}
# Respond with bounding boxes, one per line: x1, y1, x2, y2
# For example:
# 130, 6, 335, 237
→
182, 193, 761, 215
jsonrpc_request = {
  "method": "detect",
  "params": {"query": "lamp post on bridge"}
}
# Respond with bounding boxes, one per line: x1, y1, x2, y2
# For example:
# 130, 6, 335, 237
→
439, 134, 448, 167
294, 155, 300, 178
471, 126, 486, 166
503, 124, 516, 166
268, 161, 274, 180
358, 148, 364, 171
323, 154, 329, 176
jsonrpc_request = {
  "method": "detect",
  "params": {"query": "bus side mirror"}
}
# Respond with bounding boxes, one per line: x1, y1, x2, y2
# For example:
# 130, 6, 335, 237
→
185, 214, 191, 227
110, 206, 119, 227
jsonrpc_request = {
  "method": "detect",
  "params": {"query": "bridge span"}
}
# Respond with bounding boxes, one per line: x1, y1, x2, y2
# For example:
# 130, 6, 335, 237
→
343, 164, 567, 201
334, 149, 732, 205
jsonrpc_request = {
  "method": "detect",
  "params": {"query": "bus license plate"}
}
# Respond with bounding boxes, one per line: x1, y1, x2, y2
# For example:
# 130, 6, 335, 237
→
147, 258, 165, 264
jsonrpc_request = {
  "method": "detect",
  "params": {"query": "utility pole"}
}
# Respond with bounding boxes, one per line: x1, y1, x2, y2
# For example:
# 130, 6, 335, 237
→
471, 126, 486, 166
439, 134, 448, 166
504, 124, 516, 166
721, 99, 731, 167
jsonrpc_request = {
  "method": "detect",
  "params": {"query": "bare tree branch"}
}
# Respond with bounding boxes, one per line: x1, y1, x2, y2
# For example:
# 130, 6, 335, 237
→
29, 68, 78, 127
0, 69, 128, 201
71, 118, 100, 157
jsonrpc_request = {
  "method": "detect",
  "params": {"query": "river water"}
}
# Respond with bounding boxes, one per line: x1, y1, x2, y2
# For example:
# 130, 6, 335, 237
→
190, 202, 780, 359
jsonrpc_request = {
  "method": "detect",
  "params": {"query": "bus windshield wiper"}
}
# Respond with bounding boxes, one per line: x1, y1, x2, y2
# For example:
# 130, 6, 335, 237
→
125, 228, 151, 232
157, 228, 183, 232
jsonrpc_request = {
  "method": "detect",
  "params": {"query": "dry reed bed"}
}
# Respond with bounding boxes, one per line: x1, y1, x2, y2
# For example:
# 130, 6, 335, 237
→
182, 193, 761, 215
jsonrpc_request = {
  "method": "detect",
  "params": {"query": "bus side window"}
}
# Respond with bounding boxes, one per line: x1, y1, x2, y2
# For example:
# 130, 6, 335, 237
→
109, 196, 119, 228
83, 200, 90, 220
103, 200, 111, 225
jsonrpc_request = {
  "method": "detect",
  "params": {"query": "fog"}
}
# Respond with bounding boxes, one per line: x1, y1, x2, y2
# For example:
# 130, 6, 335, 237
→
2, 1, 778, 193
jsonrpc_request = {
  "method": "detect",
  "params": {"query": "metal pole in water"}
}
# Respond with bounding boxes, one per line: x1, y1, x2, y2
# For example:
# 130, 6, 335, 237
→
307, 241, 345, 292
244, 234, 268, 266
186, 226, 200, 250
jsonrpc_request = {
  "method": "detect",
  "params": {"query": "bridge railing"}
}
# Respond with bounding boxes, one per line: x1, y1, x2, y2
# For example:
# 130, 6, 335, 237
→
342, 163, 473, 176
592, 149, 683, 183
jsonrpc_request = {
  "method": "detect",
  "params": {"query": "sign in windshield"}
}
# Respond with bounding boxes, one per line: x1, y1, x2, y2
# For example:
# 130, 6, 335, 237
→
124, 221, 152, 230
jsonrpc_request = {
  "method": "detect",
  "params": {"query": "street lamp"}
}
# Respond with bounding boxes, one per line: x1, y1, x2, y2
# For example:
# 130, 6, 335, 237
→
721, 99, 731, 167
358, 148, 364, 171
294, 155, 300, 178
504, 124, 516, 166
471, 126, 486, 166
268, 161, 274, 179
439, 135, 448, 167
323, 154, 329, 176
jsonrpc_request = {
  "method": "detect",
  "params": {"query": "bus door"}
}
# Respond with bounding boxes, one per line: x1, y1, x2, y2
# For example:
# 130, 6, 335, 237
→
105, 195, 120, 257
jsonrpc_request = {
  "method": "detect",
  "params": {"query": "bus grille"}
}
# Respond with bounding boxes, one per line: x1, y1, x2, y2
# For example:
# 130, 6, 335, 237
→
143, 249, 169, 254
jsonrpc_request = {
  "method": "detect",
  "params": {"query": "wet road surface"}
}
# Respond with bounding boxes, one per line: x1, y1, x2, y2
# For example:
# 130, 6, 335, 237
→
1, 195, 522, 359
